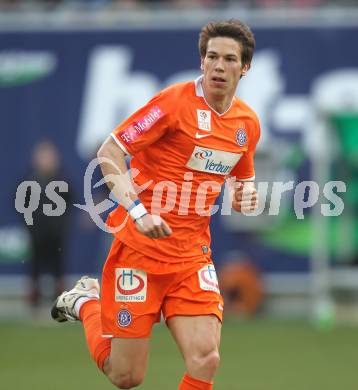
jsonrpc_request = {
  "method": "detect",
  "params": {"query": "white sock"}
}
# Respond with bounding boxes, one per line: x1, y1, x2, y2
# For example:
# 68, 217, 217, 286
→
74, 297, 95, 318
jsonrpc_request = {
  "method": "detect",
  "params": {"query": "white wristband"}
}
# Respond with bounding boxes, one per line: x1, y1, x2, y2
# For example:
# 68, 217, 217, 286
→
128, 201, 148, 221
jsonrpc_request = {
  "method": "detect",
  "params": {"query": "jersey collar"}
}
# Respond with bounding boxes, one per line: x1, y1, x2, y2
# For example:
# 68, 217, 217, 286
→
194, 75, 234, 117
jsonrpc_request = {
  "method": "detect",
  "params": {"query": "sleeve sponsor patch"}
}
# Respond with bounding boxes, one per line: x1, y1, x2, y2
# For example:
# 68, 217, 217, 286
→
117, 106, 164, 145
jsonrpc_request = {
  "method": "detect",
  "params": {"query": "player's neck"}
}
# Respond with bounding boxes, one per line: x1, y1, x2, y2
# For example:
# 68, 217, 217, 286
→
206, 95, 233, 115
201, 82, 234, 115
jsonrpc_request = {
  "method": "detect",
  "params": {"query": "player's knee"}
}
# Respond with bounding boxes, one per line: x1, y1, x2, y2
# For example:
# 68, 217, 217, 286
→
108, 370, 144, 389
189, 349, 220, 375
204, 349, 221, 374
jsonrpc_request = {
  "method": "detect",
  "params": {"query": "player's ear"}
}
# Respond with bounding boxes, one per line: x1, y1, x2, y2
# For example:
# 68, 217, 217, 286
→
200, 58, 204, 71
241, 63, 250, 76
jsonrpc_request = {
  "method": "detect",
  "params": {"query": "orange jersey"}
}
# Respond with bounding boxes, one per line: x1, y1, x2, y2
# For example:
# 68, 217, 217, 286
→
107, 76, 260, 263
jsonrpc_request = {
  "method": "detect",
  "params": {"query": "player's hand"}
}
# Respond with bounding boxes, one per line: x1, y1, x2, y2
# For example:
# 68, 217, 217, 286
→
232, 182, 258, 213
134, 214, 172, 239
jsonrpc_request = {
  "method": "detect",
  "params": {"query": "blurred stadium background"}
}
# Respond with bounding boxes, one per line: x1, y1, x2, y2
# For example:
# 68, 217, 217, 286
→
1, 0, 358, 389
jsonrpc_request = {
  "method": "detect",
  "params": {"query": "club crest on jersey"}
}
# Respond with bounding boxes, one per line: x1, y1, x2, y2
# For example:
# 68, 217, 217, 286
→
236, 128, 247, 146
197, 109, 211, 132
198, 264, 220, 294
117, 309, 132, 327
115, 268, 147, 302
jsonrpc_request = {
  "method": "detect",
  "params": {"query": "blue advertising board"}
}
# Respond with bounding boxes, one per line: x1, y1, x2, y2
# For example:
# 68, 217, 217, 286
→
1, 25, 357, 275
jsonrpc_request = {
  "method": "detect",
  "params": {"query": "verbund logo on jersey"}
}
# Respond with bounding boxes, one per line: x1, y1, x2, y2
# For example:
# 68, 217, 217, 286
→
194, 150, 213, 159
118, 106, 164, 145
187, 146, 242, 175
115, 268, 147, 302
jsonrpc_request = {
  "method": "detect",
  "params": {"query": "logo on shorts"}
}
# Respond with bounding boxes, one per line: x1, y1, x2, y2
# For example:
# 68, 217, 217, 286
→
117, 309, 132, 327
198, 264, 220, 293
115, 268, 147, 302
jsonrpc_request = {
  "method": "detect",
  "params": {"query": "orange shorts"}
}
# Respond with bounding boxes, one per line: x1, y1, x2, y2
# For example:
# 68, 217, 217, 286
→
101, 239, 224, 338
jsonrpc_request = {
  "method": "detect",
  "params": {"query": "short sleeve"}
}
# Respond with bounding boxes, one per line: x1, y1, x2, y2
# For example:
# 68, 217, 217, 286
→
111, 91, 173, 156
230, 117, 260, 181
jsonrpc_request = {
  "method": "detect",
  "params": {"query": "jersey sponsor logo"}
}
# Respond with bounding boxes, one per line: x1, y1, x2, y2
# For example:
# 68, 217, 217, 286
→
197, 109, 211, 132
198, 264, 220, 293
115, 268, 147, 302
118, 106, 164, 145
195, 132, 211, 139
186, 146, 242, 176
117, 309, 132, 327
236, 128, 247, 146
194, 150, 213, 159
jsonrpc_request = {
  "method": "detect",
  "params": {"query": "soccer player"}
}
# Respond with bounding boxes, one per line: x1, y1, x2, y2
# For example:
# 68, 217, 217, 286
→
52, 20, 260, 389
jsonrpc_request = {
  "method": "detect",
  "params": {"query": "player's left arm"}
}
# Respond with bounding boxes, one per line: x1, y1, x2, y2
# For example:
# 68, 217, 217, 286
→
229, 116, 260, 214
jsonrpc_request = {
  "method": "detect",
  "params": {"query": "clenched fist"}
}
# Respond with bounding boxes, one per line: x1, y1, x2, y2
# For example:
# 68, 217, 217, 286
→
135, 214, 172, 239
232, 182, 258, 214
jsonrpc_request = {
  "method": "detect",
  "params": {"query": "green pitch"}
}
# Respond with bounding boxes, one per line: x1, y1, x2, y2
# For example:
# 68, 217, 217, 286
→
1, 318, 357, 390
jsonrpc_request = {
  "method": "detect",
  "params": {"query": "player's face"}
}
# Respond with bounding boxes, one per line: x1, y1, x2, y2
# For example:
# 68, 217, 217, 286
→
201, 37, 249, 97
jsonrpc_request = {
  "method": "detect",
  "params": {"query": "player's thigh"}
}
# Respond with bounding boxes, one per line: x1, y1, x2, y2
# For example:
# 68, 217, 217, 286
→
167, 314, 221, 361
107, 337, 150, 380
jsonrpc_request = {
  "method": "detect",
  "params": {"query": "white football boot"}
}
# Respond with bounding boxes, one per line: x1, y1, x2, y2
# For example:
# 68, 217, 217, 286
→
51, 276, 100, 322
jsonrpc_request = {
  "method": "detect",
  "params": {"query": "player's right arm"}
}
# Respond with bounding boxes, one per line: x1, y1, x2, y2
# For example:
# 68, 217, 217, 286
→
97, 136, 172, 239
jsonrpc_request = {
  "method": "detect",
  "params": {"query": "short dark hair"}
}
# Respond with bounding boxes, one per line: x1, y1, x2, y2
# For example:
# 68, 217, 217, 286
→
199, 20, 255, 66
